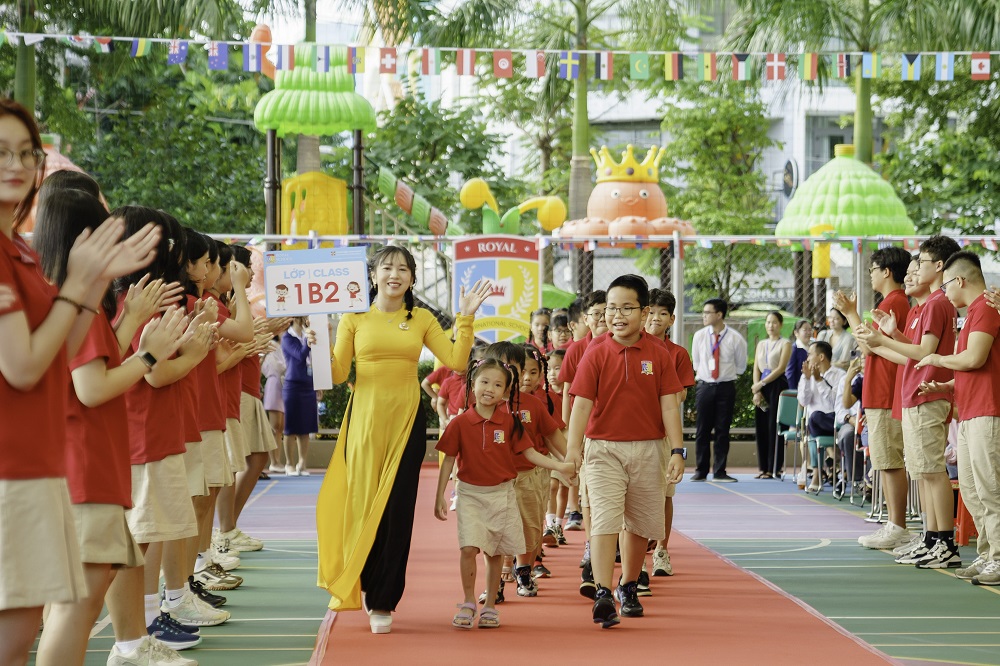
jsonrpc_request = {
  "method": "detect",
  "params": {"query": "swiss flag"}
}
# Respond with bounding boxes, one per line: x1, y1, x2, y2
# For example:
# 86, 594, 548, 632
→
379, 47, 397, 74
971, 52, 991, 81
766, 53, 786, 80
493, 50, 513, 78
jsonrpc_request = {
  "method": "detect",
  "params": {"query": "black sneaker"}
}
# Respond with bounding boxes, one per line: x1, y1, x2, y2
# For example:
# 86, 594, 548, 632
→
592, 586, 620, 628
477, 579, 505, 605
615, 547, 621, 564
146, 612, 202, 650
636, 569, 652, 597
515, 565, 537, 597
532, 563, 551, 578
614, 580, 644, 617
579, 560, 596, 599
712, 473, 738, 483
188, 577, 227, 608
690, 472, 708, 482
155, 611, 200, 635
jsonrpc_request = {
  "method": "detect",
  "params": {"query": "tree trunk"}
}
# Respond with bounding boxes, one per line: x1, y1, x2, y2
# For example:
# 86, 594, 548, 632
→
297, 1, 321, 177
854, 69, 873, 165
570, 0, 593, 294
14, 0, 37, 110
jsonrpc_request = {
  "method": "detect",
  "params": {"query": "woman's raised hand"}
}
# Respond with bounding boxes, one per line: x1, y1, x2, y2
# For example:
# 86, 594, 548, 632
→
457, 278, 493, 317
136, 306, 189, 362
65, 216, 126, 288
101, 221, 161, 281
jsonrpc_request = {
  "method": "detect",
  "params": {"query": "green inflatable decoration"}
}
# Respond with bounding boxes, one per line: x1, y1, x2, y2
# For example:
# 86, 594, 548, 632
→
775, 145, 914, 237
254, 45, 376, 136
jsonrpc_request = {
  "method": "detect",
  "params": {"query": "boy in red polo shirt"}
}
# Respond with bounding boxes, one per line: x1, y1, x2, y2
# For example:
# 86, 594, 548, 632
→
857, 235, 960, 568
916, 252, 1000, 584
567, 275, 685, 628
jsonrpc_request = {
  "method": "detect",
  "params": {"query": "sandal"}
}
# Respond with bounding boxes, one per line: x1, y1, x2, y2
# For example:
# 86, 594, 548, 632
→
452, 602, 477, 629
478, 607, 500, 629
500, 566, 515, 583
754, 472, 766, 479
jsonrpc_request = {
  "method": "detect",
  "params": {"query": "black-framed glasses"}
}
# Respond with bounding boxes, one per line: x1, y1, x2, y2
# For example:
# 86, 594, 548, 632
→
940, 276, 960, 292
702, 310, 719, 316
605, 306, 639, 317
586, 309, 605, 318
0, 147, 46, 171
917, 258, 937, 265
869, 265, 885, 274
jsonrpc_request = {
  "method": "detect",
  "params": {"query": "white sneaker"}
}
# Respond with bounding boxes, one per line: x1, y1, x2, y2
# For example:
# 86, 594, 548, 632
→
219, 527, 263, 552
652, 548, 673, 576
193, 563, 242, 591
108, 636, 198, 665
211, 543, 241, 571
891, 532, 923, 556
859, 523, 911, 550
956, 555, 989, 580
161, 591, 230, 627
368, 610, 392, 634
285, 465, 299, 476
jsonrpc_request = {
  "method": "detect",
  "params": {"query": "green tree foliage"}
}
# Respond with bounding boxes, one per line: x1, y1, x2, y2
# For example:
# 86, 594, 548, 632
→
655, 82, 791, 305
874, 71, 1000, 235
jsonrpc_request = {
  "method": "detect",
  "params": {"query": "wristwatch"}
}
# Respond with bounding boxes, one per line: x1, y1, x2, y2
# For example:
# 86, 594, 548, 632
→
137, 351, 158, 370
671, 447, 687, 460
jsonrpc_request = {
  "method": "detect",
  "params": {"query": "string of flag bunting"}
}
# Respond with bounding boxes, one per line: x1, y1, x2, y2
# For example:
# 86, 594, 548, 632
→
0, 31, 995, 81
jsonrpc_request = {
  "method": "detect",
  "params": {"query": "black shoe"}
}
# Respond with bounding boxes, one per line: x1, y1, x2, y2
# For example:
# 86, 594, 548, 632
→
188, 577, 227, 608
479, 579, 506, 605
712, 473, 738, 483
636, 569, 652, 597
615, 580, 644, 617
690, 472, 708, 482
614, 547, 621, 564
592, 586, 620, 628
579, 560, 596, 599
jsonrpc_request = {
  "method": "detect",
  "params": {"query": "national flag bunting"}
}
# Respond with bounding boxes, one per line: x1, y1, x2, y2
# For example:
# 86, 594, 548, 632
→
315, 45, 330, 73
457, 48, 476, 76
799, 52, 818, 80
275, 44, 294, 71
21, 34, 45, 46
983, 238, 999, 252
837, 53, 852, 78
731, 53, 749, 81
493, 50, 513, 78
130, 38, 150, 57
594, 51, 613, 80
901, 53, 921, 80
524, 50, 545, 78
971, 52, 990, 80
167, 39, 188, 65
862, 52, 881, 79
93, 37, 113, 54
207, 41, 228, 71
558, 51, 579, 80
695, 53, 716, 81
421, 48, 440, 75
663, 52, 681, 81
630, 53, 650, 80
347, 46, 364, 73
379, 47, 397, 74
935, 52, 953, 81
63, 35, 92, 48
243, 43, 262, 72
765, 53, 785, 80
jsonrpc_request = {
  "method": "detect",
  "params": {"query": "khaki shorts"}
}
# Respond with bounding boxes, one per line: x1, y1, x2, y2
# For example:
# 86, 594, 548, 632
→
579, 454, 590, 510
183, 440, 208, 497
224, 418, 249, 474
456, 480, 525, 557
514, 466, 549, 554
585, 439, 666, 540
201, 430, 234, 488
127, 455, 199, 544
241, 393, 278, 454
659, 441, 677, 498
71, 503, 144, 568
866, 408, 905, 471
901, 400, 951, 475
0, 478, 87, 610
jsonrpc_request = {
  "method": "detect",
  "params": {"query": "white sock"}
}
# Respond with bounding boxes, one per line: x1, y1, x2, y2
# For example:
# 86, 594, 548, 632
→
557, 516, 566, 527
165, 587, 185, 604
144, 594, 160, 626
115, 637, 145, 655
546, 513, 557, 527
194, 554, 208, 572
920, 512, 927, 533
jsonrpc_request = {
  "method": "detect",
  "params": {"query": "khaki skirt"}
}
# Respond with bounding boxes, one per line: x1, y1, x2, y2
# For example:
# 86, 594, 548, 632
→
514, 466, 549, 554
0, 478, 87, 610
224, 418, 249, 474
183, 440, 209, 498
456, 480, 525, 558
201, 430, 234, 488
240, 393, 278, 454
72, 503, 144, 568
127, 455, 199, 544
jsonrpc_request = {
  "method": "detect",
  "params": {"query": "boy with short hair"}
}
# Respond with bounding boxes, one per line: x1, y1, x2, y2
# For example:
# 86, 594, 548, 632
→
567, 275, 685, 628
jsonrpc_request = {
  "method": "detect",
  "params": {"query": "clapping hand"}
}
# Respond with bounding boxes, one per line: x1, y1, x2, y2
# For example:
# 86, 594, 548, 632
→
918, 380, 951, 396
100, 221, 161, 282
457, 278, 494, 317
915, 354, 941, 370
136, 306, 189, 362
870, 309, 898, 337
832, 290, 858, 318
985, 287, 1000, 313
854, 322, 882, 348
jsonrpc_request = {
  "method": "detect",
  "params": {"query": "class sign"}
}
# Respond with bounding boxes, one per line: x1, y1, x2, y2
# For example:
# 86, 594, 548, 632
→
262, 247, 370, 316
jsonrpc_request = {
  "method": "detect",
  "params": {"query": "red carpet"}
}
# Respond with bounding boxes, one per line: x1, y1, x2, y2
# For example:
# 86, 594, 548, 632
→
313, 467, 896, 665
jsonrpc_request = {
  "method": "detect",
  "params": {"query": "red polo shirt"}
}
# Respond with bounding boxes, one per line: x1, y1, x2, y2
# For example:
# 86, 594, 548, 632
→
189, 294, 226, 432
438, 373, 468, 416
663, 337, 695, 388
901, 290, 956, 409
66, 313, 132, 506
179, 373, 202, 443
531, 386, 565, 429
0, 233, 68, 479
558, 331, 596, 386
571, 331, 683, 441
436, 405, 532, 486
425, 365, 453, 390
864, 289, 909, 411
512, 391, 562, 471
239, 354, 262, 398
955, 294, 1000, 420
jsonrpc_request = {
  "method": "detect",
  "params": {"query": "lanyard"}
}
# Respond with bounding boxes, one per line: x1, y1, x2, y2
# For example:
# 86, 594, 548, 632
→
710, 329, 728, 355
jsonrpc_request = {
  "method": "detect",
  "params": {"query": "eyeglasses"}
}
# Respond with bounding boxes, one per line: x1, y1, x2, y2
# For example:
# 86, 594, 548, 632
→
702, 310, 719, 316
940, 276, 960, 291
605, 306, 639, 317
869, 266, 885, 274
586, 309, 605, 318
553, 327, 570, 335
0, 148, 46, 171
917, 258, 937, 265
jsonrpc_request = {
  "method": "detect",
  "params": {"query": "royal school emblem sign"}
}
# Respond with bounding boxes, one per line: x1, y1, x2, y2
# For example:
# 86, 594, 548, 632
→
453, 235, 541, 342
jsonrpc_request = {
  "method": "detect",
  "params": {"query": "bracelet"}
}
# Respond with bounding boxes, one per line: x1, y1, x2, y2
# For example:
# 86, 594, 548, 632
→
54, 295, 99, 315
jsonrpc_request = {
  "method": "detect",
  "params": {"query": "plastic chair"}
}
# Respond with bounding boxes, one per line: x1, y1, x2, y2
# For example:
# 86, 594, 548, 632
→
773, 390, 799, 480
953, 480, 979, 546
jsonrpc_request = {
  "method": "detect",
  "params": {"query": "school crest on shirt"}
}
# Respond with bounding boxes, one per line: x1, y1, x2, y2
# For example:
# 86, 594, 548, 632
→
641, 360, 654, 375
493, 429, 505, 444
520, 410, 532, 423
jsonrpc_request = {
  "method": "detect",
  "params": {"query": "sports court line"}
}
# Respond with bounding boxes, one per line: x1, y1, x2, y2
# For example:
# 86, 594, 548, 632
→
695, 483, 794, 515
241, 479, 278, 512
829, 616, 1000, 620
858, 632, 1000, 636
743, 564, 900, 569
717, 538, 832, 556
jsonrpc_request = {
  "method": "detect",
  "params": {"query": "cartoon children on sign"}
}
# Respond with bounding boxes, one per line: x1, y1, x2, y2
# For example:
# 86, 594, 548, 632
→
275, 284, 289, 312
346, 280, 363, 308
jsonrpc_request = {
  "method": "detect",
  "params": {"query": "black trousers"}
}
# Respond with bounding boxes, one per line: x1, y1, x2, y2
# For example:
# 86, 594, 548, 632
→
359, 405, 427, 612
695, 380, 736, 476
753, 376, 788, 473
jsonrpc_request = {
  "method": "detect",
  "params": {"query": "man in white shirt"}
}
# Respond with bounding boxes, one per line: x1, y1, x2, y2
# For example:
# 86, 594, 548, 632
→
798, 340, 847, 491
691, 299, 747, 482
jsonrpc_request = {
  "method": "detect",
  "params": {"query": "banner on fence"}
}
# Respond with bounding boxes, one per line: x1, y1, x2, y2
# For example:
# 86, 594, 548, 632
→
453, 235, 541, 342
262, 247, 369, 316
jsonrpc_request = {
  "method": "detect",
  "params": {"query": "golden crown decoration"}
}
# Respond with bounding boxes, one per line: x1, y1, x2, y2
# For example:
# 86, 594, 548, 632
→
590, 144, 665, 184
